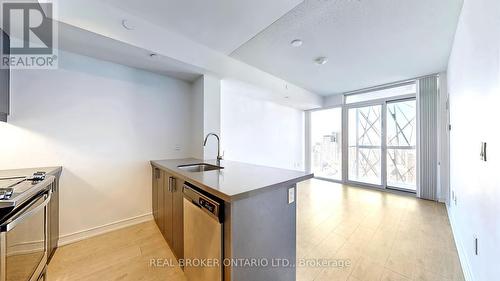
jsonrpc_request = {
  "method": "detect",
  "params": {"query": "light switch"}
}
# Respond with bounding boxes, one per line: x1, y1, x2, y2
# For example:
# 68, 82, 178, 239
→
480, 142, 487, 161
474, 235, 479, 255
288, 187, 295, 204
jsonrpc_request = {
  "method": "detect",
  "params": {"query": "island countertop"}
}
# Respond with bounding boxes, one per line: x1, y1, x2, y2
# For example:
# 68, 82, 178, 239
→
151, 158, 313, 202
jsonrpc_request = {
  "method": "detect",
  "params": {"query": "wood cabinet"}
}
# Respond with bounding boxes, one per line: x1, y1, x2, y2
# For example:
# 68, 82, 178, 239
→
171, 176, 184, 259
152, 168, 160, 230
163, 175, 173, 246
152, 167, 183, 260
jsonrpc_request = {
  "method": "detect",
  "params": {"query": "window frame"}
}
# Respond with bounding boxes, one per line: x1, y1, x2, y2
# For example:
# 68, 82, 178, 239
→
306, 80, 418, 193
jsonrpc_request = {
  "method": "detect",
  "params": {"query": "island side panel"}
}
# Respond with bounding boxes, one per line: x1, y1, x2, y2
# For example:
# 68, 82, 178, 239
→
229, 183, 297, 281
223, 201, 232, 281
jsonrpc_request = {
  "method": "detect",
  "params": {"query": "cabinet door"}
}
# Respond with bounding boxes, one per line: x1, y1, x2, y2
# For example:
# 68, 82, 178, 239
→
152, 168, 159, 226
157, 170, 165, 234
163, 174, 174, 247
172, 177, 184, 259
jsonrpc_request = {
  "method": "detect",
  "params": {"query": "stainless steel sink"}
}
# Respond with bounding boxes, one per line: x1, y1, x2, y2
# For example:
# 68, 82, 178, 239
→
177, 163, 224, 172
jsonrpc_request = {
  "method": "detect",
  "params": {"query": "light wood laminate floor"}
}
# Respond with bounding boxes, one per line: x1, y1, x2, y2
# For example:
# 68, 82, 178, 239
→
297, 179, 464, 281
48, 179, 464, 281
47, 220, 186, 281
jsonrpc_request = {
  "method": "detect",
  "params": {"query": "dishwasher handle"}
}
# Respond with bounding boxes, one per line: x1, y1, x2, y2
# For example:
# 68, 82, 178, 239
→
183, 184, 223, 223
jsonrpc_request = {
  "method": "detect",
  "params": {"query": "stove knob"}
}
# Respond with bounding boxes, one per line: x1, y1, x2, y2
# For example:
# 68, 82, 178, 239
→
32, 172, 46, 181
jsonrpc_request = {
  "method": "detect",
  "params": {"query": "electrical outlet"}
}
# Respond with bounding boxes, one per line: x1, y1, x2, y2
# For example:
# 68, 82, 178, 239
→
452, 191, 457, 206
288, 187, 295, 204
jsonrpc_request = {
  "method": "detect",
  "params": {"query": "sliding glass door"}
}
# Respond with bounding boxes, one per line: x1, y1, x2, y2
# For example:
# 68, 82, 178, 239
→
346, 99, 416, 191
348, 105, 382, 185
310, 108, 342, 181
386, 99, 417, 191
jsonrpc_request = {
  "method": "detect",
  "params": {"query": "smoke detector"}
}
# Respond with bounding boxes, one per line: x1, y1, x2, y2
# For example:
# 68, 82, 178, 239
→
290, 39, 303, 47
122, 19, 135, 30
314, 56, 328, 65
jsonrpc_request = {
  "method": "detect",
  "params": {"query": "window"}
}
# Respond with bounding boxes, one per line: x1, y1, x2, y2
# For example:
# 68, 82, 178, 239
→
310, 108, 342, 180
308, 80, 418, 193
345, 83, 416, 104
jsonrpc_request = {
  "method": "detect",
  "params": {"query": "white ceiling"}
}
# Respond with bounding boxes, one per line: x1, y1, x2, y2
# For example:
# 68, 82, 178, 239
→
102, 0, 303, 55
58, 22, 204, 82
231, 0, 464, 95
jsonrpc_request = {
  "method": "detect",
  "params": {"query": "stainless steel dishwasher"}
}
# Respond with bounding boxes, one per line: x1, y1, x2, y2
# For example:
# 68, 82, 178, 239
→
183, 183, 224, 281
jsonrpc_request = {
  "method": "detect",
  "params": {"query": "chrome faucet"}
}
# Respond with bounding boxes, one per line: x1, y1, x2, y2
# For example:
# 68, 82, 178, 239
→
203, 133, 223, 165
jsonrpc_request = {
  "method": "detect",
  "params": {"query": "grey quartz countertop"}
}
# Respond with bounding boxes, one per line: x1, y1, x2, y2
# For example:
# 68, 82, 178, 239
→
151, 158, 313, 202
0, 166, 62, 178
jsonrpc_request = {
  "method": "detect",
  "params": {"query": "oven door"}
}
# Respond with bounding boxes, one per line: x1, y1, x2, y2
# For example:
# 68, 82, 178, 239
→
0, 190, 51, 281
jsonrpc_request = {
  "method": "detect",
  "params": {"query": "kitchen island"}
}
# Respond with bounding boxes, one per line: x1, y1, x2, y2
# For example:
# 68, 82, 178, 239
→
150, 158, 313, 281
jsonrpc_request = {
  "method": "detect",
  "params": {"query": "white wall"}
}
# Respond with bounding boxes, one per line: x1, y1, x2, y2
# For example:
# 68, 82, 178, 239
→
190, 75, 221, 160
221, 80, 305, 171
323, 94, 343, 108
0, 50, 193, 241
447, 0, 500, 280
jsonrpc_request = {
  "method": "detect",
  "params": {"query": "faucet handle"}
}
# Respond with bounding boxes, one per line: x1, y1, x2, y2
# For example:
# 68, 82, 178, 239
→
218, 150, 225, 160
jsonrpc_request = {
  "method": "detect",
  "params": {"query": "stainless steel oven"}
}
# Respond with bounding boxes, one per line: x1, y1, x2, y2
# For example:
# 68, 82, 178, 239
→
0, 175, 54, 281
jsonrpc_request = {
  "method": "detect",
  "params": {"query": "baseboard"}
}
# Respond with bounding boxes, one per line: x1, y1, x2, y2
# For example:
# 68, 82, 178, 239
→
8, 240, 44, 256
446, 204, 475, 281
59, 213, 153, 246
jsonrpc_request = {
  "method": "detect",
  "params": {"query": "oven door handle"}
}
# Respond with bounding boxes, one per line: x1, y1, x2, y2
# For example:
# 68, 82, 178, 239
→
0, 189, 52, 232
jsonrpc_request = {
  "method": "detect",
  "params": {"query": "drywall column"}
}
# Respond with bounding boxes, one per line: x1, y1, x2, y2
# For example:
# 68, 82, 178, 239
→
437, 72, 450, 203
190, 75, 221, 160
417, 75, 439, 200
304, 111, 311, 173
191, 77, 204, 159
203, 75, 221, 160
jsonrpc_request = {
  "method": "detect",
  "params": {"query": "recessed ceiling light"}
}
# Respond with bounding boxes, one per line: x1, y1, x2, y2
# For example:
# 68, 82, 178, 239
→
122, 19, 135, 30
290, 39, 303, 47
314, 56, 328, 65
